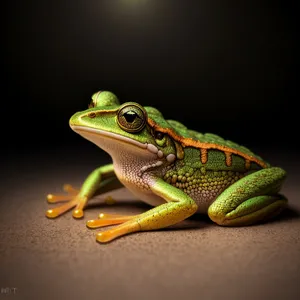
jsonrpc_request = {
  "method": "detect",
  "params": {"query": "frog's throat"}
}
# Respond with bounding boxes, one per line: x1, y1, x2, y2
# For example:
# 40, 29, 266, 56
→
70, 125, 175, 168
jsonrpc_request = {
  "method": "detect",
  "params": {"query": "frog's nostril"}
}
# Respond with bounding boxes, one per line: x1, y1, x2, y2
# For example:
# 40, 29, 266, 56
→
88, 112, 96, 118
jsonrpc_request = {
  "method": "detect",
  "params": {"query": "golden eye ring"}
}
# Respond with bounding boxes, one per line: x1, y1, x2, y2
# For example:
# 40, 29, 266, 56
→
117, 102, 147, 133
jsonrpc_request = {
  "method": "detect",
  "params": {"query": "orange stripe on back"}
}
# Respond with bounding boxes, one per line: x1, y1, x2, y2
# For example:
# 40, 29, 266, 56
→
148, 118, 267, 169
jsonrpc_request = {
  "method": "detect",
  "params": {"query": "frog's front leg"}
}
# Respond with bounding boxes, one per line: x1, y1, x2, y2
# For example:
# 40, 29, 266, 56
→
208, 167, 287, 226
92, 177, 198, 243
46, 164, 122, 219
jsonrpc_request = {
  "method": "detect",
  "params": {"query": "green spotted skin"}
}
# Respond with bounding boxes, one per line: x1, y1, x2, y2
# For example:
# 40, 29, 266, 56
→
163, 167, 244, 213
162, 146, 256, 213
158, 128, 266, 213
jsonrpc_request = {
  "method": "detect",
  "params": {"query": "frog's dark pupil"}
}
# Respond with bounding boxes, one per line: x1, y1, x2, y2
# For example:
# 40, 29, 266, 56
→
155, 131, 164, 140
124, 111, 137, 123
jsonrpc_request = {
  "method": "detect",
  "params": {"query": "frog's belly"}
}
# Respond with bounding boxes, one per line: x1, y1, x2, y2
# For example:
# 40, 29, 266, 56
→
125, 182, 214, 214
125, 183, 166, 207
193, 195, 216, 214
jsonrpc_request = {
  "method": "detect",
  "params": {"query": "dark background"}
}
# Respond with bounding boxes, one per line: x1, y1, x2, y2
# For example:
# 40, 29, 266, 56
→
1, 2, 299, 300
2, 0, 298, 159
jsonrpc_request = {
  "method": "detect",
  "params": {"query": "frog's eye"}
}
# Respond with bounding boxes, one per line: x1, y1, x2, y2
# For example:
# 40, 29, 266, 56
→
89, 91, 120, 108
117, 103, 147, 133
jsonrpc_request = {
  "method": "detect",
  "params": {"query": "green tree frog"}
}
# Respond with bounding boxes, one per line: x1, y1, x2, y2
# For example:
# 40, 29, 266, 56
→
46, 91, 287, 243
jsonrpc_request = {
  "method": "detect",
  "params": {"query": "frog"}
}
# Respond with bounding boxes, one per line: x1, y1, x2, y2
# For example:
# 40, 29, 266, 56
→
46, 91, 288, 243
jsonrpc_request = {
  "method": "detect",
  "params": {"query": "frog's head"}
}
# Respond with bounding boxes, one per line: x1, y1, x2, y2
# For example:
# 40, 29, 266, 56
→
69, 91, 181, 170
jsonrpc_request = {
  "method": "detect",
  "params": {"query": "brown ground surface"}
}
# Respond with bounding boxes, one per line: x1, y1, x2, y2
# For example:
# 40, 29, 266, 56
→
0, 151, 299, 300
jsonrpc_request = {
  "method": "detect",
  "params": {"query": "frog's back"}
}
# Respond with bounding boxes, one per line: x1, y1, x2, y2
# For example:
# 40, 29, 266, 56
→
164, 119, 269, 170
145, 107, 269, 172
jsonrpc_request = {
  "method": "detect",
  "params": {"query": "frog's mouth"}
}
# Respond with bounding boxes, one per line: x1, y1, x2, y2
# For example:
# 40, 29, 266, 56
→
71, 125, 148, 149
70, 125, 166, 161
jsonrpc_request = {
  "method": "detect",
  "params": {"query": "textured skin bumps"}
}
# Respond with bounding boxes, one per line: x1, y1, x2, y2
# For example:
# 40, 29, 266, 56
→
163, 162, 244, 212
208, 167, 287, 225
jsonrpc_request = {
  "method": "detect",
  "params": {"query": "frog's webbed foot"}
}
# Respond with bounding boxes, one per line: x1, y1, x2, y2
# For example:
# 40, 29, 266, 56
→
86, 213, 137, 228
46, 164, 119, 220
47, 184, 79, 203
86, 212, 141, 243
46, 184, 88, 219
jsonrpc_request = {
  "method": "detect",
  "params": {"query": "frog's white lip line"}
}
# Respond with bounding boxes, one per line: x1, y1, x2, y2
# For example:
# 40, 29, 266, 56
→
70, 125, 148, 149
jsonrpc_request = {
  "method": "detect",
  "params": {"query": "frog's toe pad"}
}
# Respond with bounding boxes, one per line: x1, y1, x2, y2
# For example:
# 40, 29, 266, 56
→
46, 209, 59, 218
47, 194, 71, 203
96, 231, 114, 243
72, 209, 84, 219
87, 219, 102, 228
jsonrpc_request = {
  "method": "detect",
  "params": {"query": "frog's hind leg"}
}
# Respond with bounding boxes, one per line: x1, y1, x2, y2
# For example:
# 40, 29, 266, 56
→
208, 167, 288, 226
93, 178, 198, 243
